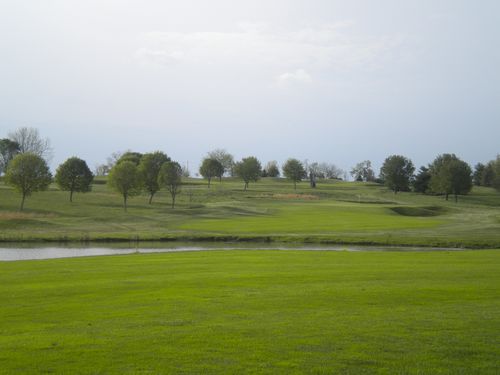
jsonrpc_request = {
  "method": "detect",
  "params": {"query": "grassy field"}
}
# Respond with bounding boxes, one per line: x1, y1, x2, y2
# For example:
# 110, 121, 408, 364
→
1, 177, 500, 247
1, 250, 499, 374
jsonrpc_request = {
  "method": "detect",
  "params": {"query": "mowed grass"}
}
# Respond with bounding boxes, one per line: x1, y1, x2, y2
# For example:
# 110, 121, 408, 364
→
0, 250, 499, 374
1, 177, 500, 247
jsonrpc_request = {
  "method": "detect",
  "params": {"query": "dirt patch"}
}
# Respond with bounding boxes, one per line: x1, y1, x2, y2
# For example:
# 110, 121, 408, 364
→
0, 212, 57, 220
273, 194, 320, 200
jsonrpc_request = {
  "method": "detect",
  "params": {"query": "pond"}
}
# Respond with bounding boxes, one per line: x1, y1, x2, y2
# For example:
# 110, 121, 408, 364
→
0, 242, 465, 261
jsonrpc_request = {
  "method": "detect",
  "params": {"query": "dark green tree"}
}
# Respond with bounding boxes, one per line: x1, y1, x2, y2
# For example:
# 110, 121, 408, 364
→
379, 155, 415, 193
107, 161, 142, 211
264, 161, 280, 178
158, 161, 183, 208
473, 163, 485, 186
139, 151, 171, 204
492, 156, 500, 192
55, 157, 94, 202
207, 149, 234, 179
199, 158, 224, 187
234, 156, 262, 190
283, 158, 306, 190
429, 154, 472, 202
413, 166, 431, 193
5, 153, 52, 210
0, 138, 20, 174
481, 161, 495, 187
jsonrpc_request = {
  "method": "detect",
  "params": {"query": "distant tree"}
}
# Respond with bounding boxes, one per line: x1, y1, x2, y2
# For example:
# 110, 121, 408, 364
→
139, 151, 171, 204
283, 158, 306, 190
481, 161, 495, 187
234, 156, 262, 190
55, 157, 94, 202
263, 161, 280, 178
429, 154, 472, 202
158, 161, 183, 208
413, 166, 431, 194
379, 155, 415, 193
318, 162, 343, 179
117, 151, 143, 166
5, 153, 52, 210
207, 149, 234, 178
473, 163, 485, 186
8, 127, 52, 161
350, 160, 375, 182
492, 155, 500, 192
94, 164, 110, 176
199, 158, 224, 187
107, 161, 143, 211
0, 138, 20, 174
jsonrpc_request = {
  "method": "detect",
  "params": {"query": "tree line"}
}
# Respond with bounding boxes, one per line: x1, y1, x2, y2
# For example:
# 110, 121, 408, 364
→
1, 127, 500, 210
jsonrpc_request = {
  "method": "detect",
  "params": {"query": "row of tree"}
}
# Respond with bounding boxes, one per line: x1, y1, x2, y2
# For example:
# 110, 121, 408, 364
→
2, 127, 500, 210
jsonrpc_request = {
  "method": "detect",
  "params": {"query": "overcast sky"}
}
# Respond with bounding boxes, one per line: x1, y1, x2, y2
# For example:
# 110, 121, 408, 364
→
1, 0, 499, 175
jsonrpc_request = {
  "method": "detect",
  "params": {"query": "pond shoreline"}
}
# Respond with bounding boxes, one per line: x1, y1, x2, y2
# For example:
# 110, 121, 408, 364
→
1, 242, 496, 261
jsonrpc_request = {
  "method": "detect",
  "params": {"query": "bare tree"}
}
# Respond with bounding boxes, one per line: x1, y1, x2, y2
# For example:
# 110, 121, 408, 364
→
8, 127, 53, 161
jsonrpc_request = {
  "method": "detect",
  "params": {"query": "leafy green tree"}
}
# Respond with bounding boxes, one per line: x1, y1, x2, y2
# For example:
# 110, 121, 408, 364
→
429, 154, 472, 202
5, 153, 52, 210
413, 166, 431, 193
492, 155, 500, 192
379, 155, 415, 193
263, 161, 280, 178
158, 161, 183, 208
473, 163, 485, 186
0, 138, 20, 174
199, 158, 224, 187
234, 156, 262, 190
207, 149, 234, 179
55, 157, 94, 202
139, 151, 171, 204
117, 151, 143, 166
350, 160, 375, 182
107, 161, 142, 211
481, 161, 495, 187
283, 158, 306, 190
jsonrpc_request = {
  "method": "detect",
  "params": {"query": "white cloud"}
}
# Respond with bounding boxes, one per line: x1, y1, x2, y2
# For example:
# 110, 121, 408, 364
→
275, 69, 312, 87
135, 23, 404, 74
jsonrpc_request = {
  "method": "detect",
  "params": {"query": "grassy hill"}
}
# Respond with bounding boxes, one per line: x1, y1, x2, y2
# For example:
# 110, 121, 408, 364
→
1, 177, 500, 247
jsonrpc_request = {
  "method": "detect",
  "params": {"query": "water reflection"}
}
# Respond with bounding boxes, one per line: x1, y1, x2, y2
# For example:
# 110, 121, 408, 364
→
0, 242, 465, 261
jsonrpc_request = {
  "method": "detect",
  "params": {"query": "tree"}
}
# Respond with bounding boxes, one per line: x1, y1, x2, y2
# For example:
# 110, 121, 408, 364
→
413, 166, 431, 194
263, 161, 280, 178
379, 155, 415, 193
350, 160, 375, 182
492, 155, 500, 192
5, 153, 52, 210
429, 154, 472, 202
8, 127, 52, 161
234, 156, 262, 190
139, 151, 171, 204
117, 151, 143, 166
158, 161, 183, 208
0, 138, 20, 174
481, 161, 495, 187
199, 158, 224, 187
282, 158, 306, 190
318, 162, 343, 179
55, 157, 94, 202
107, 161, 142, 211
473, 163, 485, 186
207, 149, 234, 178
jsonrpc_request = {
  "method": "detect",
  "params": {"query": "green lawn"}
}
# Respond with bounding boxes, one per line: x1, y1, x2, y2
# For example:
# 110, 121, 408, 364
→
1, 250, 499, 374
1, 177, 500, 247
